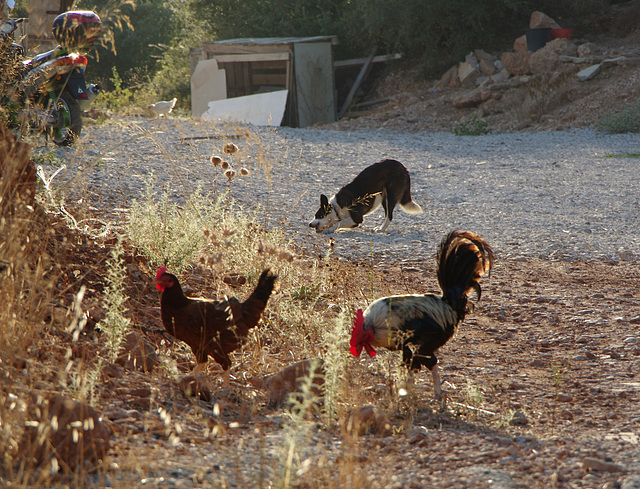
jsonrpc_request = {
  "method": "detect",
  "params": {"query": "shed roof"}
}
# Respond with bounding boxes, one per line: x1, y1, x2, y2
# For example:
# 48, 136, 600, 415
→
208, 36, 338, 46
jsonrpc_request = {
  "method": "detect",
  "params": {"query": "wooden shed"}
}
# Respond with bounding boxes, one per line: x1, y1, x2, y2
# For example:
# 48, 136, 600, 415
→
24, 0, 72, 54
190, 36, 338, 128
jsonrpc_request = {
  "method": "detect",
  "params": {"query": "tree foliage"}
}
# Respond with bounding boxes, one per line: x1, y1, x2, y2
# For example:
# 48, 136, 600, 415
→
46, 0, 610, 103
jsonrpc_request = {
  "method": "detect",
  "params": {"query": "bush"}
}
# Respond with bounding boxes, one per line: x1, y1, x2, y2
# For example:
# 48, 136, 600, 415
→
453, 114, 492, 136
596, 100, 640, 134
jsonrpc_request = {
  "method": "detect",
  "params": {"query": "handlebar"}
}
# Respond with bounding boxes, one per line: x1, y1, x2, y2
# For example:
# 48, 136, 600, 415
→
1, 18, 24, 36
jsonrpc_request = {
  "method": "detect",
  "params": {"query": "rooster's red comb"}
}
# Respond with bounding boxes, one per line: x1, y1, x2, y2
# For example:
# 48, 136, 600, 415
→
350, 309, 376, 358
353, 309, 364, 332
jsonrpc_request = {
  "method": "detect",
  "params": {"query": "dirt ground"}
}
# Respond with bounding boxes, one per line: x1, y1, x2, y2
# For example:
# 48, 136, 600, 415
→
6, 207, 637, 488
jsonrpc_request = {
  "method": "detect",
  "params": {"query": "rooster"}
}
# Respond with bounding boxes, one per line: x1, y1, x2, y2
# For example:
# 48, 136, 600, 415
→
350, 230, 494, 399
155, 267, 277, 381
148, 97, 177, 117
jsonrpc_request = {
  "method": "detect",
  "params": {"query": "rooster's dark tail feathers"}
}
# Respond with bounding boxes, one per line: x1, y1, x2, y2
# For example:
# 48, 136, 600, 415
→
436, 230, 494, 320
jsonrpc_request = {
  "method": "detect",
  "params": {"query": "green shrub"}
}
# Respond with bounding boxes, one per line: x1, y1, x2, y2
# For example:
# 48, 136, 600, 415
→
596, 100, 640, 134
453, 114, 492, 136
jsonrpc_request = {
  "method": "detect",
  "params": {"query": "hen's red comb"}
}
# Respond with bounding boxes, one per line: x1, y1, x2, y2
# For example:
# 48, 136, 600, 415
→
156, 266, 168, 280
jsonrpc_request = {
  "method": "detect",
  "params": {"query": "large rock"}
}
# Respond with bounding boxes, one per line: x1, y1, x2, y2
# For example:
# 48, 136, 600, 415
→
451, 90, 484, 109
530, 11, 560, 29
474, 49, 496, 64
19, 393, 111, 472
116, 332, 159, 373
577, 64, 601, 81
577, 42, 602, 58
501, 52, 532, 75
253, 358, 325, 406
479, 58, 497, 76
529, 38, 578, 74
458, 60, 480, 87
513, 35, 528, 53
342, 405, 391, 437
437, 65, 461, 88
179, 373, 213, 401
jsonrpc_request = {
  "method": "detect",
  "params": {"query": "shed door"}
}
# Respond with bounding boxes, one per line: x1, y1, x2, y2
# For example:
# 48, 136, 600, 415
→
293, 42, 336, 128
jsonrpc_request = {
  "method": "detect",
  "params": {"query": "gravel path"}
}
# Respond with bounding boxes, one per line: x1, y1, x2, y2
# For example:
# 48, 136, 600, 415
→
42, 116, 640, 264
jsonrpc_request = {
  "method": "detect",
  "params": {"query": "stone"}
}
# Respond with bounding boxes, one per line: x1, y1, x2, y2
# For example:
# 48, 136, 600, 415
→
179, 373, 213, 402
555, 393, 573, 402
451, 90, 484, 108
253, 358, 324, 406
581, 457, 625, 472
343, 404, 391, 437
509, 410, 528, 426
530, 11, 560, 29
474, 49, 496, 64
514, 35, 528, 53
458, 61, 480, 87
577, 64, 601, 81
490, 69, 511, 84
116, 332, 159, 373
529, 39, 578, 74
578, 42, 601, 58
405, 425, 433, 444
19, 393, 111, 472
479, 58, 497, 76
501, 52, 531, 76
438, 64, 460, 88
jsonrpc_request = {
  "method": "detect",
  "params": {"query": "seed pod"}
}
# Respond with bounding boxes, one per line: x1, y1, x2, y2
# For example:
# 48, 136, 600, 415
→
223, 143, 238, 155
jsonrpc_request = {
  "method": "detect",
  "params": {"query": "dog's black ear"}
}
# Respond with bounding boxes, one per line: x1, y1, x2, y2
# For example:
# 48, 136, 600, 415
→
320, 194, 328, 207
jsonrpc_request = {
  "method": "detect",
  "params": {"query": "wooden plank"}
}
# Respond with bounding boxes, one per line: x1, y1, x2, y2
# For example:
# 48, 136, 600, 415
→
333, 53, 402, 68
212, 52, 290, 63
251, 60, 288, 70
251, 74, 287, 86
337, 48, 376, 120
200, 42, 291, 56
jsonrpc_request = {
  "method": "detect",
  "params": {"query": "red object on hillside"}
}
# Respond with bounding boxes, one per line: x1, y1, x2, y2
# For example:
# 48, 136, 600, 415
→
551, 28, 573, 40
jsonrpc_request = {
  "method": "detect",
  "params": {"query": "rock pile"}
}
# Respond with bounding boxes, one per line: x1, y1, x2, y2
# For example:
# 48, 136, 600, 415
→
436, 10, 638, 115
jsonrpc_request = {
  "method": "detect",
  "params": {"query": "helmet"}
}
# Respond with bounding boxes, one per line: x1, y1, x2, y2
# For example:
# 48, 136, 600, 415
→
52, 11, 102, 49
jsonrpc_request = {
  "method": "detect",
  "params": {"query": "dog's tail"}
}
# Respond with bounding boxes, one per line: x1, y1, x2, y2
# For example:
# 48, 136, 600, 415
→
399, 187, 424, 214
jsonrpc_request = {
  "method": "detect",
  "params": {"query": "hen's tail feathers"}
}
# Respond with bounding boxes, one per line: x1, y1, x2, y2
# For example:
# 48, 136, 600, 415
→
250, 268, 278, 303
232, 268, 278, 336
242, 268, 278, 314
436, 230, 494, 320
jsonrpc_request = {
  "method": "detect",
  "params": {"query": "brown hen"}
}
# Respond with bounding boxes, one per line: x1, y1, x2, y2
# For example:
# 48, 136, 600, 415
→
156, 267, 277, 377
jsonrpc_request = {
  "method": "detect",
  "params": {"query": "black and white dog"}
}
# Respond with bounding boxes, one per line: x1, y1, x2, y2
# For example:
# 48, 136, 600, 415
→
309, 159, 423, 234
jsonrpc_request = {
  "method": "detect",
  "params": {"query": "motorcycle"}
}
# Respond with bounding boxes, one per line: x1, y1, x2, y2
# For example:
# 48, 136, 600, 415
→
0, 10, 102, 146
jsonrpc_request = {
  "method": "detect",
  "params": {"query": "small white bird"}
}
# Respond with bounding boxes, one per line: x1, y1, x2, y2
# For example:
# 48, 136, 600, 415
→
148, 98, 177, 117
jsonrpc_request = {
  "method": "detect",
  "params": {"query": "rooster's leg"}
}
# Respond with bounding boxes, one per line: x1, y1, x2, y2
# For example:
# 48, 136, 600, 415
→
430, 365, 444, 400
